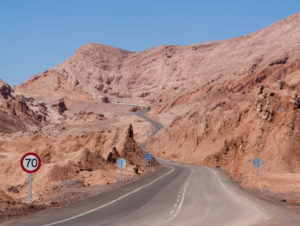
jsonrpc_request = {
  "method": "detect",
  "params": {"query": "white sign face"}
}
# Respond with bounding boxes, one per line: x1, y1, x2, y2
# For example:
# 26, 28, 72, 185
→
21, 153, 41, 173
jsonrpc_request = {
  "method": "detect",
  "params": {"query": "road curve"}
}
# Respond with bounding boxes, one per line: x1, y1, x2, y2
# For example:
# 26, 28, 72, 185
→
6, 159, 300, 226
5, 105, 300, 226
135, 107, 164, 150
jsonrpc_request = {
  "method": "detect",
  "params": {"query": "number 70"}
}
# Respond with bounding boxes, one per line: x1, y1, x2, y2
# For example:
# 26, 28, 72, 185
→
25, 158, 38, 168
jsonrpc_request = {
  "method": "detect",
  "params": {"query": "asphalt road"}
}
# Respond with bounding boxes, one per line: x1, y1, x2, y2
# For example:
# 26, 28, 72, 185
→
135, 107, 164, 150
6, 159, 300, 226
5, 105, 300, 226
135, 107, 164, 136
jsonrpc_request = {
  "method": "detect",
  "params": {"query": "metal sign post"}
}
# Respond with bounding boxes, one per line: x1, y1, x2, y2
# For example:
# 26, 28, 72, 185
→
117, 158, 126, 182
20, 153, 41, 204
144, 152, 153, 169
252, 158, 263, 175
29, 173, 32, 203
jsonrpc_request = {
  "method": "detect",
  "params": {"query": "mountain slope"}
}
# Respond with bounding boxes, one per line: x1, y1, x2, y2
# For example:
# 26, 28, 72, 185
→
14, 13, 300, 204
18, 14, 300, 104
146, 15, 300, 203
0, 79, 47, 133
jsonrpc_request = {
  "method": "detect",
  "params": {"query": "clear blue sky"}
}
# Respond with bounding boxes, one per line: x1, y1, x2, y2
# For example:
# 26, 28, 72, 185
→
0, 0, 299, 85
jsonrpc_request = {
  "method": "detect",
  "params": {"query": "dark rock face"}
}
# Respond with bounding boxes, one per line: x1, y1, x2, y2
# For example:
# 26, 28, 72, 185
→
122, 124, 159, 168
107, 147, 120, 163
7, 186, 19, 193
0, 81, 48, 133
127, 124, 134, 139
269, 56, 289, 66
0, 84, 13, 99
52, 100, 67, 114
101, 96, 110, 103
58, 101, 67, 114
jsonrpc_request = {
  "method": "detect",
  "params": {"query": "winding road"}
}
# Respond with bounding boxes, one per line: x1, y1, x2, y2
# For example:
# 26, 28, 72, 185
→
5, 106, 300, 226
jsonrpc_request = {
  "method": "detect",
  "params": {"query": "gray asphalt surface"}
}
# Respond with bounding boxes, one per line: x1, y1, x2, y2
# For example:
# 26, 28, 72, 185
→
5, 105, 300, 226
135, 107, 164, 136
6, 160, 300, 226
135, 107, 164, 150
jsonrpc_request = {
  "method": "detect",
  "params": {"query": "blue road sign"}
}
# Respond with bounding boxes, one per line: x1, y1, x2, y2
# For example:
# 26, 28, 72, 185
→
253, 158, 263, 168
117, 158, 126, 169
144, 152, 153, 163
144, 152, 153, 168
117, 158, 126, 182
253, 158, 262, 175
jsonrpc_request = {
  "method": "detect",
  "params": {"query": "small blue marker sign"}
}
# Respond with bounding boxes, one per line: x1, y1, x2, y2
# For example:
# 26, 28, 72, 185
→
144, 152, 153, 162
144, 152, 153, 168
117, 158, 126, 169
117, 158, 126, 182
252, 158, 262, 175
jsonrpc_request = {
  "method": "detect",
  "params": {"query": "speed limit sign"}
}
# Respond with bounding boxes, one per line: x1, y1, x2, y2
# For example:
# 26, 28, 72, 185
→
20, 153, 41, 204
21, 153, 41, 173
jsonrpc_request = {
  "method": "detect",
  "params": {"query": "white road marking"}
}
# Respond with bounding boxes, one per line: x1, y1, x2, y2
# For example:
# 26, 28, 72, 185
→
174, 204, 178, 207
211, 169, 270, 221
169, 210, 174, 215
42, 166, 175, 226
176, 198, 180, 202
157, 168, 193, 225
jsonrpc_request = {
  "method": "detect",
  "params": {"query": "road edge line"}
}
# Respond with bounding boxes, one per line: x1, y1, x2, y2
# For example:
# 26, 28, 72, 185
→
42, 166, 175, 226
211, 169, 270, 221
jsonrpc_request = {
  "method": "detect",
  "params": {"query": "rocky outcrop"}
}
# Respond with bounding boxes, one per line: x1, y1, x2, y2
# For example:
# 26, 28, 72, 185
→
0, 81, 47, 133
147, 56, 300, 203
0, 125, 159, 210
0, 83, 13, 99
101, 96, 110, 103
52, 99, 67, 114
107, 147, 120, 163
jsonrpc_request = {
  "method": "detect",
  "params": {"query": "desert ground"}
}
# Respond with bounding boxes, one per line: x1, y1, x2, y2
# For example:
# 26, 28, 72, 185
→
0, 13, 300, 222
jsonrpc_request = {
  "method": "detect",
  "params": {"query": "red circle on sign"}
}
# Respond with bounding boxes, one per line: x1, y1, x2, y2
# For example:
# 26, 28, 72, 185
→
20, 153, 41, 173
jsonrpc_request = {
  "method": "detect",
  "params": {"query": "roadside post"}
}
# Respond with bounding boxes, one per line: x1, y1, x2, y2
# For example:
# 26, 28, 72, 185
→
252, 157, 263, 175
144, 152, 153, 169
117, 158, 126, 182
20, 153, 41, 204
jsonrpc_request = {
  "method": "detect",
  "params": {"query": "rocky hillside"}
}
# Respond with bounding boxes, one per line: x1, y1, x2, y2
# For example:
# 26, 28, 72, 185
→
148, 57, 300, 170
146, 15, 300, 202
18, 14, 300, 106
0, 80, 47, 133
0, 124, 158, 218
0, 81, 158, 220
3, 13, 300, 207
